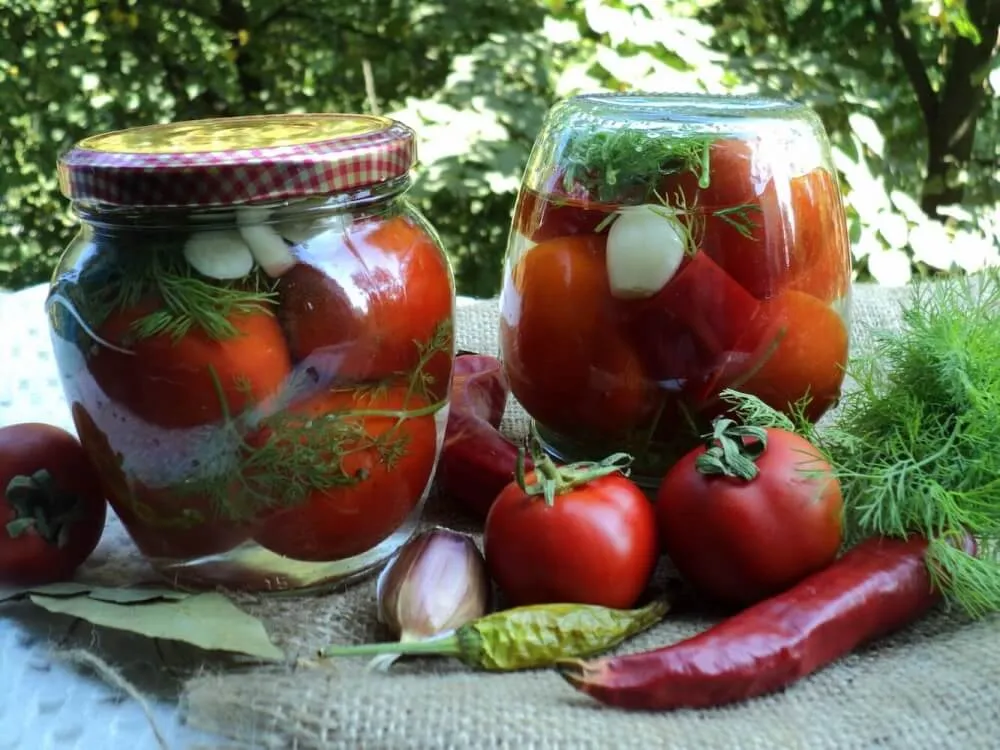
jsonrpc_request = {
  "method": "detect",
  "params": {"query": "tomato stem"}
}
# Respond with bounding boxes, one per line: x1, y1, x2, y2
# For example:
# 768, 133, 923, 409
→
516, 423, 633, 505
4, 470, 83, 547
694, 417, 768, 481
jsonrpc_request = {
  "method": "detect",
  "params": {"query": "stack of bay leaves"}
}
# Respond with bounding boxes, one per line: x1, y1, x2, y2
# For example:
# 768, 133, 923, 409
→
3, 275, 1000, 749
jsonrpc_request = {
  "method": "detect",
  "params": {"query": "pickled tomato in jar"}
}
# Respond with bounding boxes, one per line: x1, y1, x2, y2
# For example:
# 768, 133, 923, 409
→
47, 114, 455, 591
499, 93, 851, 486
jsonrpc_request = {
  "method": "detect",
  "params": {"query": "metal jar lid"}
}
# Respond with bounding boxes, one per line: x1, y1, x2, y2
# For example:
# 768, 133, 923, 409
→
57, 112, 417, 208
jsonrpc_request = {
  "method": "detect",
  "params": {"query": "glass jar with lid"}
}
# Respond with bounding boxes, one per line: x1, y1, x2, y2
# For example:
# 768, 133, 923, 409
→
499, 93, 851, 488
47, 113, 455, 592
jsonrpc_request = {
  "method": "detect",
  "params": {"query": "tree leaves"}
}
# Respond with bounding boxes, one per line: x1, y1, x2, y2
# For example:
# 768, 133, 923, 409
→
0, 583, 284, 661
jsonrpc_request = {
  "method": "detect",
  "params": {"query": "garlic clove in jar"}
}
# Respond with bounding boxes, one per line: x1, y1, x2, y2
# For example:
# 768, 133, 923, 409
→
183, 230, 255, 280
236, 206, 297, 278
376, 527, 491, 644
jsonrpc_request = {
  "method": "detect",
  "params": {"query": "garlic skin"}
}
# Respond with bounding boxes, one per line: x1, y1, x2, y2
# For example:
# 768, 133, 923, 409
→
376, 527, 491, 643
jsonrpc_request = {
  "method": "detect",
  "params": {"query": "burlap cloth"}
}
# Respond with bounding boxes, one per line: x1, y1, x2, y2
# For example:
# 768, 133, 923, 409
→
178, 283, 1000, 750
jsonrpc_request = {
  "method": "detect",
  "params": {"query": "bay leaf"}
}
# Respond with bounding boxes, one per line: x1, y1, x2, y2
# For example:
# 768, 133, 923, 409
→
87, 586, 190, 604
0, 581, 92, 602
29, 592, 284, 661
0, 582, 190, 604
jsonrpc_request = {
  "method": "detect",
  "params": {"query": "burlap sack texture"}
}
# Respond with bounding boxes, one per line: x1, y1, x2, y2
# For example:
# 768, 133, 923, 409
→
180, 283, 1000, 750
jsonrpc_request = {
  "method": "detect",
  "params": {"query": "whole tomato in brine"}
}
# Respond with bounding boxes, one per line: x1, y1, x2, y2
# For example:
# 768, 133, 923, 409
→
252, 385, 439, 561
278, 214, 454, 399
736, 289, 849, 422
86, 301, 292, 430
499, 233, 654, 438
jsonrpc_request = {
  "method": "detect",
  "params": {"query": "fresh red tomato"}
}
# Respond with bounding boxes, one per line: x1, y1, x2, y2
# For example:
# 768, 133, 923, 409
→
656, 422, 843, 607
785, 168, 852, 303
278, 215, 454, 399
735, 290, 849, 423
513, 186, 616, 243
252, 385, 439, 561
0, 422, 108, 585
484, 455, 659, 609
87, 302, 292, 430
70, 403, 257, 560
499, 233, 655, 437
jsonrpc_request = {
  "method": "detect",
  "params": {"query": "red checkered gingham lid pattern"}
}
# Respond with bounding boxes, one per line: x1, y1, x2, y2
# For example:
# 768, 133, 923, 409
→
57, 113, 417, 208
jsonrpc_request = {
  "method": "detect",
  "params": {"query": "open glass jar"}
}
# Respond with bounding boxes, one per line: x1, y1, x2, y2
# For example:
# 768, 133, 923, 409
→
47, 114, 455, 592
499, 93, 851, 488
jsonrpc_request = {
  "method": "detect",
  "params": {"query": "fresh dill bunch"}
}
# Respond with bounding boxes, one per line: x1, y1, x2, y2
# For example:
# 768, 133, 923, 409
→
722, 271, 1000, 618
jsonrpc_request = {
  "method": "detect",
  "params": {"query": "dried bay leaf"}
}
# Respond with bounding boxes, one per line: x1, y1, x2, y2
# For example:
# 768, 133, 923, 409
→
0, 581, 92, 602
29, 592, 284, 661
0, 582, 190, 604
87, 586, 190, 604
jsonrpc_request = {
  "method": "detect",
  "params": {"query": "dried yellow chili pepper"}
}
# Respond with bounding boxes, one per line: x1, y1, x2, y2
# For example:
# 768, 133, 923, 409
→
317, 598, 668, 671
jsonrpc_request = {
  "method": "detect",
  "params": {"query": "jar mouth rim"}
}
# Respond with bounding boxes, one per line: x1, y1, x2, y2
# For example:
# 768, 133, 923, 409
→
568, 92, 808, 119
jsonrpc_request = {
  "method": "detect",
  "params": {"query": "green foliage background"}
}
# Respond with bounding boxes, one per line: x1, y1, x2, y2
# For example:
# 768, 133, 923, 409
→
1, 0, 998, 297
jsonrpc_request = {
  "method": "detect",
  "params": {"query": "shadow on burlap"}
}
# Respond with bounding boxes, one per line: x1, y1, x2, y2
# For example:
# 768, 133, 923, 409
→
180, 283, 1000, 750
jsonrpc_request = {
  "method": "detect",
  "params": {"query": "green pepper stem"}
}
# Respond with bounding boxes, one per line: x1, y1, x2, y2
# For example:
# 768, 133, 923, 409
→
317, 632, 463, 660
694, 417, 768, 481
516, 423, 633, 506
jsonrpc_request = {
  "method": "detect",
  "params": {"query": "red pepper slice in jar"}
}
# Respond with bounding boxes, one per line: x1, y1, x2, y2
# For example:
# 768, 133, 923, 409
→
251, 384, 440, 562
278, 214, 454, 400
623, 251, 775, 402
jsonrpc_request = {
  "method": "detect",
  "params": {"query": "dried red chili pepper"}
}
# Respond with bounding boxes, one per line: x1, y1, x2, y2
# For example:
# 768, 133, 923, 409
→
435, 353, 531, 518
560, 535, 972, 710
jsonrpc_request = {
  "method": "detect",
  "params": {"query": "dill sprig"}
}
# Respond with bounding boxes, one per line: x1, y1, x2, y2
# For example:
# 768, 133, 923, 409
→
86, 244, 277, 342
718, 271, 1000, 619
560, 128, 714, 203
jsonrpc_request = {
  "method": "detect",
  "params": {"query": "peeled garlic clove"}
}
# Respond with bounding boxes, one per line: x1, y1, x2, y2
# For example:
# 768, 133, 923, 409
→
237, 206, 297, 278
376, 527, 491, 643
183, 230, 255, 280
605, 204, 686, 300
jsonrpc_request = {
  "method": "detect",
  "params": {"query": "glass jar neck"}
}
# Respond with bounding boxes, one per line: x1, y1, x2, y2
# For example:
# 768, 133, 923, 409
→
71, 174, 412, 230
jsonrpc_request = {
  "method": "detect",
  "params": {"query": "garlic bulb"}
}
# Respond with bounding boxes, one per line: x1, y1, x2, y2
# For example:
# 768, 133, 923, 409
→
236, 206, 297, 278
376, 527, 491, 644
605, 204, 686, 300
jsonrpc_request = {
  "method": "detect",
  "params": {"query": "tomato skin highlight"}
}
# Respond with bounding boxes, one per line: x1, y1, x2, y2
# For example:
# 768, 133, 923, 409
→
784, 168, 852, 303
252, 386, 439, 562
278, 215, 455, 398
87, 303, 292, 430
655, 427, 844, 607
0, 422, 108, 585
484, 472, 660, 609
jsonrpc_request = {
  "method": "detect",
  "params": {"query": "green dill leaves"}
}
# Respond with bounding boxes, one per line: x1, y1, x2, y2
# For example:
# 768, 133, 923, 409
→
559, 128, 714, 203
725, 272, 1000, 619
86, 244, 277, 342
